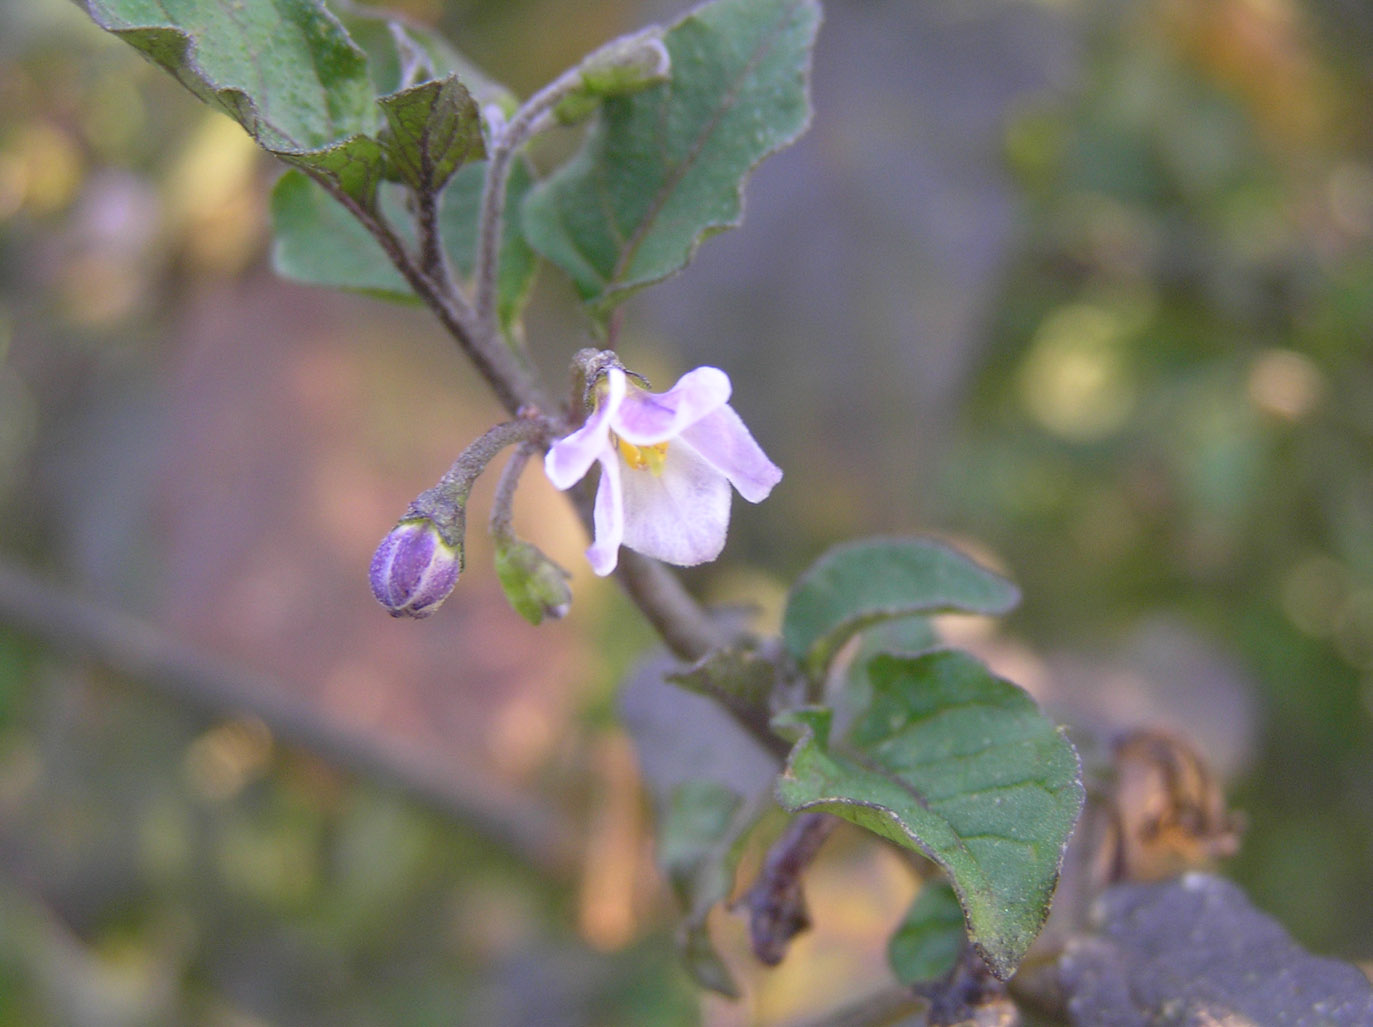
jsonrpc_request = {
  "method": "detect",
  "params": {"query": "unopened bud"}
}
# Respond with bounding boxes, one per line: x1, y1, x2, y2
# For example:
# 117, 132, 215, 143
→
556, 30, 672, 125
369, 519, 462, 619
494, 539, 572, 625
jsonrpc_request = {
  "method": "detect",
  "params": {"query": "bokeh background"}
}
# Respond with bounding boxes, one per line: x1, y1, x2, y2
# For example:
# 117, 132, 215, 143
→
2, 0, 1372, 1023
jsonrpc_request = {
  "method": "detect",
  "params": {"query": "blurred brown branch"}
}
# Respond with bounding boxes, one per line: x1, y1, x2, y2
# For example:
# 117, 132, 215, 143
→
0, 560, 578, 879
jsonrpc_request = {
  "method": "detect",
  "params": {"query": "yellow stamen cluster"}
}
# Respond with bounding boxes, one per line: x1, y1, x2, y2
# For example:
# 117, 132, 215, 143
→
613, 434, 669, 474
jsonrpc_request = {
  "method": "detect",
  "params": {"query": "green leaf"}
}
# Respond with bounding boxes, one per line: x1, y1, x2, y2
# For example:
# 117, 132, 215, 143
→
78, 0, 386, 204
888, 881, 965, 985
341, 11, 518, 115
773, 649, 1083, 979
657, 781, 758, 998
269, 171, 413, 300
836, 617, 940, 738
667, 644, 777, 741
621, 650, 779, 997
442, 158, 540, 334
270, 158, 539, 316
377, 75, 484, 193
522, 0, 819, 320
782, 538, 1021, 676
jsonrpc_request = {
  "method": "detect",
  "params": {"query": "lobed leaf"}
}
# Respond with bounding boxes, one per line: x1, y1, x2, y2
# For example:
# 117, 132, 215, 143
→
774, 649, 1083, 979
782, 538, 1020, 676
522, 0, 820, 321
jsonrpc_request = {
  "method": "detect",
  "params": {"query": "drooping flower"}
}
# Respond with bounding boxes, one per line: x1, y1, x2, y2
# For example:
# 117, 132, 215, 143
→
544, 363, 782, 575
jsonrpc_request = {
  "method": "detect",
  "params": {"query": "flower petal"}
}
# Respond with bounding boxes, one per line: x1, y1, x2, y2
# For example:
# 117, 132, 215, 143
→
680, 404, 782, 503
613, 366, 732, 445
545, 367, 626, 490
586, 454, 625, 576
618, 444, 731, 566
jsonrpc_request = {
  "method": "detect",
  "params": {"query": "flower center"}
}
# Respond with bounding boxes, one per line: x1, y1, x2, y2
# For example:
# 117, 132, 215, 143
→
613, 434, 669, 474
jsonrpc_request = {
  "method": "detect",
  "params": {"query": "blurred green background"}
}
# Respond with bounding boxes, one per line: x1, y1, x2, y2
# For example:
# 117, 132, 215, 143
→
1, 0, 1371, 1023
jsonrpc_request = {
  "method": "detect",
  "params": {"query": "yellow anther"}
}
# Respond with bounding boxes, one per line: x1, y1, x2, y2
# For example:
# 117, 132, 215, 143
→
613, 435, 669, 474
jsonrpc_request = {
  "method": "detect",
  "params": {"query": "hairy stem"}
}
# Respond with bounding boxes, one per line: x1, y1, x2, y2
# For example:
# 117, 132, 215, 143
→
347, 54, 768, 756
312, 174, 545, 417
415, 182, 449, 290
489, 441, 536, 543
405, 417, 552, 549
473, 67, 584, 333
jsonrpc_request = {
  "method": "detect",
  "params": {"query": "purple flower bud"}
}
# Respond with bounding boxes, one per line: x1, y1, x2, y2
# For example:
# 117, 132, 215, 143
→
369, 519, 461, 619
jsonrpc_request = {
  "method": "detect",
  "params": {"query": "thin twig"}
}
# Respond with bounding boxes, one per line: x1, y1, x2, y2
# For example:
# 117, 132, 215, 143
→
490, 441, 536, 543
311, 173, 545, 417
739, 811, 839, 964
0, 560, 578, 879
415, 183, 449, 291
473, 66, 584, 333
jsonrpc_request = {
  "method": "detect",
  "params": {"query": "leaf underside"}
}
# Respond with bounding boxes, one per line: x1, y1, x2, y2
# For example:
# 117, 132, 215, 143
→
79, 0, 386, 202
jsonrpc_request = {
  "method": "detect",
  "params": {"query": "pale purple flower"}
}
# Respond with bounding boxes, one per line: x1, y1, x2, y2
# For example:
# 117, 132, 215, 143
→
545, 365, 782, 575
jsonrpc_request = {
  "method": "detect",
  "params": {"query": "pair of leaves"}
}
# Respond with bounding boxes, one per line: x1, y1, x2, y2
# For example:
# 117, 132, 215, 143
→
79, 0, 481, 207
630, 539, 1082, 989
772, 539, 1082, 981
77, 0, 540, 331
81, 0, 821, 334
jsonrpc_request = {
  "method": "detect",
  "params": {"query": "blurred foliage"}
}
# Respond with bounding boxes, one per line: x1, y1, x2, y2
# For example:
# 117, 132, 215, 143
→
2, 0, 1372, 1024
941, 0, 1373, 955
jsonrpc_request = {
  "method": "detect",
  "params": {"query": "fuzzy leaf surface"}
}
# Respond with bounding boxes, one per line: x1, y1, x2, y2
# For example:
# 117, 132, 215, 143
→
269, 172, 413, 300
888, 881, 965, 985
782, 538, 1020, 675
78, 0, 386, 203
774, 650, 1083, 979
378, 75, 484, 193
523, 0, 819, 320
